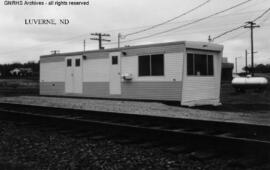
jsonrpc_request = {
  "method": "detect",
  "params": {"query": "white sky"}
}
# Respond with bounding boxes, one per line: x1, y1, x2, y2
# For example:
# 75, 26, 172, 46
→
0, 0, 270, 72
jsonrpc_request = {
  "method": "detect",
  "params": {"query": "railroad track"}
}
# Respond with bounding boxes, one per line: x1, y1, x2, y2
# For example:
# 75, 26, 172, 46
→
0, 102, 270, 155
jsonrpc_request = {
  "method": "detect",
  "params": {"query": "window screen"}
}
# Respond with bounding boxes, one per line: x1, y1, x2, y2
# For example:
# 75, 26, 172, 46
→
75, 59, 80, 67
208, 55, 214, 75
139, 55, 150, 76
195, 54, 207, 75
112, 56, 118, 65
187, 53, 194, 75
138, 54, 164, 76
151, 54, 164, 76
67, 59, 72, 67
187, 53, 214, 76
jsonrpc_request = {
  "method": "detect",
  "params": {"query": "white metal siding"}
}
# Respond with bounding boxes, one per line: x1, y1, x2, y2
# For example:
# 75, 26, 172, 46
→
121, 53, 183, 82
165, 53, 183, 81
83, 58, 109, 82
40, 62, 65, 82
181, 51, 222, 105
121, 56, 137, 80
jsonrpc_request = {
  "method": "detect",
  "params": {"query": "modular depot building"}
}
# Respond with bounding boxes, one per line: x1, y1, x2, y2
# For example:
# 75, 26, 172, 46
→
40, 41, 223, 106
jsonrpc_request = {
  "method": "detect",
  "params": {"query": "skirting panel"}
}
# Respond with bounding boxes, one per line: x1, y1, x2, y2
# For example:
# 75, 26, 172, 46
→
40, 81, 182, 101
83, 82, 110, 97
121, 81, 181, 100
40, 82, 65, 95
82, 81, 182, 101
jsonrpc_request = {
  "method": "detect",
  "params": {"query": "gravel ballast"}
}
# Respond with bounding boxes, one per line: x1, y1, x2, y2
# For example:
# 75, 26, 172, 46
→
0, 120, 269, 170
0, 96, 269, 126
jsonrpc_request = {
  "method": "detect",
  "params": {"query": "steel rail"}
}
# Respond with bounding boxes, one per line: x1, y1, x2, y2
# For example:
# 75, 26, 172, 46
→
0, 102, 269, 150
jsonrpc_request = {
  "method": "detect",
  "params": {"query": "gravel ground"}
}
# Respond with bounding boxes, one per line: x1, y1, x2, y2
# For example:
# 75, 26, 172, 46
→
0, 120, 269, 170
0, 96, 269, 126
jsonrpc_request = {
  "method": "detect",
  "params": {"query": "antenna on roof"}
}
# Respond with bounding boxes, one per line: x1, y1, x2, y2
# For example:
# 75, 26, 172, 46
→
208, 35, 212, 42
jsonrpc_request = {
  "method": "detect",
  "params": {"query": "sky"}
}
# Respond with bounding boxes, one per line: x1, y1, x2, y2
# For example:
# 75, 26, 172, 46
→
0, 0, 270, 72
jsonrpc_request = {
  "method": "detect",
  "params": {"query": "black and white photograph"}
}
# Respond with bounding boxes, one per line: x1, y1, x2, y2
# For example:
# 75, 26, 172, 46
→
0, 0, 270, 169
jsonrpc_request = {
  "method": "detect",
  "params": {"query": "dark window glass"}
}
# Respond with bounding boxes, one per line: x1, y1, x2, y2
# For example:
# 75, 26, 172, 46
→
67, 59, 72, 67
195, 54, 207, 75
187, 53, 194, 75
208, 55, 214, 75
151, 54, 164, 76
139, 55, 150, 76
187, 53, 214, 76
112, 56, 118, 65
75, 59, 80, 67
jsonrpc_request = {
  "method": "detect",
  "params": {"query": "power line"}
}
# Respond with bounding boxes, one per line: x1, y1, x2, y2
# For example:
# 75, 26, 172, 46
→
253, 7, 270, 21
244, 21, 260, 76
1, 4, 268, 56
1, 8, 267, 55
123, 0, 211, 38
212, 7, 270, 41
217, 30, 248, 43
108, 8, 268, 34
90, 33, 111, 49
106, 8, 269, 45
0, 33, 91, 55
219, 21, 270, 43
120, 0, 253, 43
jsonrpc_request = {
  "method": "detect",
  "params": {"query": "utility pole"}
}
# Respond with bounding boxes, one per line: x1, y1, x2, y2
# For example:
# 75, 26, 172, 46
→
118, 33, 121, 48
244, 21, 260, 76
83, 40, 86, 52
245, 49, 248, 74
90, 33, 111, 50
235, 57, 238, 74
51, 50, 60, 54
235, 57, 241, 74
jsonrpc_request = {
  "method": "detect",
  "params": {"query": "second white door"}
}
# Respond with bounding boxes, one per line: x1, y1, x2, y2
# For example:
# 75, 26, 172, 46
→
109, 52, 121, 95
65, 56, 83, 94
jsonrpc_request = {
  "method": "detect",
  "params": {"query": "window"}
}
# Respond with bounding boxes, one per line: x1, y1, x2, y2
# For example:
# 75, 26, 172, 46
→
67, 59, 72, 67
187, 53, 214, 76
112, 56, 118, 65
139, 55, 150, 76
139, 54, 164, 76
75, 59, 80, 67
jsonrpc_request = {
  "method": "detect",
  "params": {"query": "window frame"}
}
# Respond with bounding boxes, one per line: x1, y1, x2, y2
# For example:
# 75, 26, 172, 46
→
187, 52, 215, 77
75, 58, 80, 67
112, 56, 118, 65
138, 54, 164, 77
67, 59, 72, 67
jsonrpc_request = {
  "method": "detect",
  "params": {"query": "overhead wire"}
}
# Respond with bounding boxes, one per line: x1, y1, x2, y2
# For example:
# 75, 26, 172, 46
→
212, 7, 270, 41
123, 0, 211, 38
1, 7, 266, 55
103, 8, 268, 45
120, 0, 254, 43
1, 0, 267, 56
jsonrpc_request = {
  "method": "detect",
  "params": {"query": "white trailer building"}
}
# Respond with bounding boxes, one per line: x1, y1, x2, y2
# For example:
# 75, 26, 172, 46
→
40, 41, 223, 106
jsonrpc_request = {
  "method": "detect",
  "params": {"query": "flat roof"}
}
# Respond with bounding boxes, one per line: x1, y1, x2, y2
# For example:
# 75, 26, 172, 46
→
40, 40, 223, 58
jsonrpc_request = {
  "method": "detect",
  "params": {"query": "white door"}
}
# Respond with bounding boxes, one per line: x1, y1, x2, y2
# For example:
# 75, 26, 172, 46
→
109, 52, 121, 95
65, 57, 73, 93
65, 56, 83, 93
73, 56, 83, 93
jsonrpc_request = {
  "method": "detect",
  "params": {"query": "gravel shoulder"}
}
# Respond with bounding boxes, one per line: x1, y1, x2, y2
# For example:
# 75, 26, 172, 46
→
0, 96, 269, 126
0, 120, 269, 170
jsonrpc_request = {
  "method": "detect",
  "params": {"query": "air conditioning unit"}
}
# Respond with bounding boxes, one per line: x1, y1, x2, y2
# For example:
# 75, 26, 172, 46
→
121, 73, 133, 80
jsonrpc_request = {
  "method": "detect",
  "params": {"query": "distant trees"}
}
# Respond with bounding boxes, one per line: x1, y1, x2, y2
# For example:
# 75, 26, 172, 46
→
0, 61, 39, 80
242, 64, 270, 73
